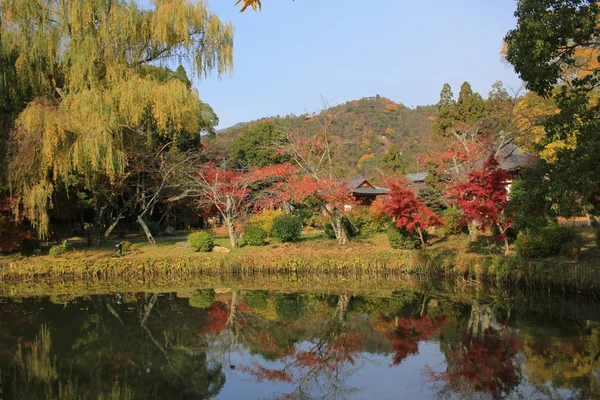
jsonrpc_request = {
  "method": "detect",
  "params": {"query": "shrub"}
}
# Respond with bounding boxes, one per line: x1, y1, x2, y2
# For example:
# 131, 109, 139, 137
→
139, 221, 161, 236
189, 289, 215, 308
49, 241, 73, 258
275, 294, 305, 322
272, 214, 302, 242
249, 209, 284, 236
596, 228, 600, 248
441, 207, 463, 235
237, 237, 247, 247
244, 224, 268, 246
324, 217, 359, 239
347, 207, 389, 235
245, 290, 269, 310
120, 241, 134, 252
19, 238, 37, 256
515, 225, 583, 259
386, 226, 420, 250
187, 231, 214, 252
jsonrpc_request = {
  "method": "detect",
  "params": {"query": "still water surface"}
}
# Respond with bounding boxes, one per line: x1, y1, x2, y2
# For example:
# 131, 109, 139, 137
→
1, 288, 599, 399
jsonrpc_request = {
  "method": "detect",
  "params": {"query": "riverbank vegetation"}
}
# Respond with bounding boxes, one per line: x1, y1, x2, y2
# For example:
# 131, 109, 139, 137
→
0, 0, 599, 291
1, 223, 598, 293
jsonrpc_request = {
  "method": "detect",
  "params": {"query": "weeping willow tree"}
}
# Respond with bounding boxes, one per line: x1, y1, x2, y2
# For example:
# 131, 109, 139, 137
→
1, 0, 233, 239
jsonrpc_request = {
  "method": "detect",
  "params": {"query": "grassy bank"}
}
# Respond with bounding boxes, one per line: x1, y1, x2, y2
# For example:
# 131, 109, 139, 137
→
1, 227, 599, 293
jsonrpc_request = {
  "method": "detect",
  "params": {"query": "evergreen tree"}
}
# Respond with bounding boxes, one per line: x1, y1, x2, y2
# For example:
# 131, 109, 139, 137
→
380, 144, 407, 174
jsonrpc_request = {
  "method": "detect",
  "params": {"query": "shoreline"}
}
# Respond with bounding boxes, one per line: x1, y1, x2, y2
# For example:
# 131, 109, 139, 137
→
2, 245, 598, 295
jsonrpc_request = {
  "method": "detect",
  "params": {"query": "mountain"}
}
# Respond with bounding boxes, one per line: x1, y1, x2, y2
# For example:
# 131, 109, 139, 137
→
216, 95, 440, 174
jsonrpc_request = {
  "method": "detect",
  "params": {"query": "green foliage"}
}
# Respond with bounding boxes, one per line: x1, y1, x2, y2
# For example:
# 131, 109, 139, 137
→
237, 237, 247, 247
189, 289, 215, 309
433, 81, 485, 138
515, 226, 583, 259
187, 231, 214, 252
417, 163, 447, 213
219, 97, 438, 175
324, 217, 359, 239
441, 207, 464, 236
457, 82, 486, 123
272, 214, 302, 242
230, 122, 286, 167
249, 209, 284, 236
49, 241, 73, 258
507, 165, 560, 233
505, 1, 600, 218
244, 224, 268, 246
386, 226, 420, 250
275, 294, 305, 322
245, 290, 268, 310
347, 208, 389, 235
380, 144, 407, 174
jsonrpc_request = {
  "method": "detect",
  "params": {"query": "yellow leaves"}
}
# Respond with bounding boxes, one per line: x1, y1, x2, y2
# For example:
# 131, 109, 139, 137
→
360, 137, 371, 151
513, 91, 556, 153
540, 137, 578, 163
356, 153, 375, 170
236, 0, 262, 13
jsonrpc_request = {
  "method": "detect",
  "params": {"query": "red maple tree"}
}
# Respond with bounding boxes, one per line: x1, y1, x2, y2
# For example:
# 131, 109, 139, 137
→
185, 162, 297, 247
448, 155, 513, 254
374, 180, 442, 248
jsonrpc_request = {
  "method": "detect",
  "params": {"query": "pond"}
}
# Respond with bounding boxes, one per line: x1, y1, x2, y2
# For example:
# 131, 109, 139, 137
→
1, 287, 599, 399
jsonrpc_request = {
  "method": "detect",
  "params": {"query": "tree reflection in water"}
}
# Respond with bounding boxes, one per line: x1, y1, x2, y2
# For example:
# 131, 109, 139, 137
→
3, 293, 226, 399
1, 289, 600, 399
241, 294, 365, 399
428, 300, 523, 400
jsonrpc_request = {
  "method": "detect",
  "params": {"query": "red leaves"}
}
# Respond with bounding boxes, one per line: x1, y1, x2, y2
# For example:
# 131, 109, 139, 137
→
202, 303, 228, 333
0, 198, 35, 253
375, 182, 442, 233
242, 362, 293, 383
449, 156, 513, 233
194, 162, 297, 216
387, 315, 447, 365
434, 333, 523, 398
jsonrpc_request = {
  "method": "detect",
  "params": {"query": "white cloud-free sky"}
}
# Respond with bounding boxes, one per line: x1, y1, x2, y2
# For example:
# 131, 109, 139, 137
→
193, 0, 523, 128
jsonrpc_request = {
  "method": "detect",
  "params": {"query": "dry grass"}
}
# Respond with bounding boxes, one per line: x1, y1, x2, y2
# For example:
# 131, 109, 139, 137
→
1, 226, 599, 294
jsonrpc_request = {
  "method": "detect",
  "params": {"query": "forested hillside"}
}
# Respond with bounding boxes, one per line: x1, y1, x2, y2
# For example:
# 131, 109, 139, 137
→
216, 96, 439, 174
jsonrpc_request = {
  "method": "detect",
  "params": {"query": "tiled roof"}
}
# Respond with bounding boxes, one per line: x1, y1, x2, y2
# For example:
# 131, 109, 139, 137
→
405, 172, 428, 182
353, 186, 390, 195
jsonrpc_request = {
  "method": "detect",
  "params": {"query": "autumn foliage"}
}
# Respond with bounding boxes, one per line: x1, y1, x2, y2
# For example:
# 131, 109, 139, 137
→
386, 315, 447, 365
432, 334, 523, 399
374, 181, 442, 247
449, 156, 513, 254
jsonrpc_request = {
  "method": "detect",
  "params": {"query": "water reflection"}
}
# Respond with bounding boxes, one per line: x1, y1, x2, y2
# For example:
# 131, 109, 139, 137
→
0, 289, 599, 399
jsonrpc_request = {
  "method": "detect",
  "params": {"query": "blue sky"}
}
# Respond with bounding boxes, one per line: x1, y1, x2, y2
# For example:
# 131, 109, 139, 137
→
195, 0, 523, 128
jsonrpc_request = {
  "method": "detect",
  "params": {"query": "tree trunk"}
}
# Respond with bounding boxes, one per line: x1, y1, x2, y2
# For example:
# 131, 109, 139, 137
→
89, 205, 108, 245
225, 217, 238, 248
331, 215, 347, 246
335, 294, 349, 327
137, 215, 157, 246
498, 225, 510, 256
104, 212, 124, 238
417, 227, 426, 249
468, 221, 479, 243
